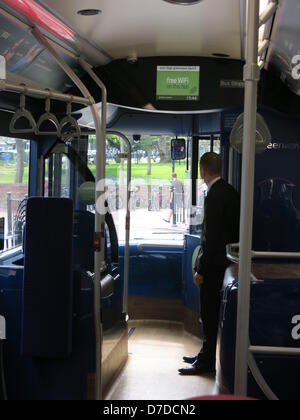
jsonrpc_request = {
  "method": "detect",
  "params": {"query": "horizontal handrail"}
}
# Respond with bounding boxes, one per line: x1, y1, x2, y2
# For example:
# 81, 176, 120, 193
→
252, 251, 300, 259
3, 82, 85, 138
226, 243, 240, 264
226, 243, 300, 263
137, 242, 183, 252
249, 345, 300, 356
0, 80, 92, 106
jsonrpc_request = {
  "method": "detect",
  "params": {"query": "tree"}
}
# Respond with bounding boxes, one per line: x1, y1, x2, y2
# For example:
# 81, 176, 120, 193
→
106, 134, 121, 151
15, 139, 25, 184
157, 136, 172, 163
139, 136, 159, 176
120, 140, 125, 185
146, 144, 152, 176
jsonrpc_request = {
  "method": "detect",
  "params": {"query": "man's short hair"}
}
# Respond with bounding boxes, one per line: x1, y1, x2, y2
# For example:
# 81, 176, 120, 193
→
172, 173, 177, 178
200, 152, 222, 176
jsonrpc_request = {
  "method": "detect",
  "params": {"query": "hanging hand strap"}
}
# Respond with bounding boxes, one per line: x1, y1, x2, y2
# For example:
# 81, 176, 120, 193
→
9, 93, 37, 134
60, 102, 81, 142
36, 93, 61, 137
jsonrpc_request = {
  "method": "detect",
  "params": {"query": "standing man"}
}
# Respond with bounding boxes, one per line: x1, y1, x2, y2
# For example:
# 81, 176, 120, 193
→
179, 152, 240, 375
164, 173, 184, 224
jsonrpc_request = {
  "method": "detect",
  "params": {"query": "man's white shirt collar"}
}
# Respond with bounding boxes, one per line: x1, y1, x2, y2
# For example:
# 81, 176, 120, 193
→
207, 177, 221, 192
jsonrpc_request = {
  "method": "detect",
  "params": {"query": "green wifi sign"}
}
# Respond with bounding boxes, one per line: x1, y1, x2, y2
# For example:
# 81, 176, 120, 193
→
156, 66, 200, 101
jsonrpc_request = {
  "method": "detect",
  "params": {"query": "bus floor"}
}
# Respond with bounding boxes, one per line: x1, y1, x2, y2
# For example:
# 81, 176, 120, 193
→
105, 320, 217, 401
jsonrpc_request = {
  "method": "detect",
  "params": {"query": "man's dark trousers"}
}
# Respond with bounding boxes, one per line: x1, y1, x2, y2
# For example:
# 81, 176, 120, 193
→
199, 267, 227, 364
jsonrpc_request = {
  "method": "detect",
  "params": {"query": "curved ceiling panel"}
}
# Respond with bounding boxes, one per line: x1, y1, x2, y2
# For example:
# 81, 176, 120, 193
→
39, 0, 243, 61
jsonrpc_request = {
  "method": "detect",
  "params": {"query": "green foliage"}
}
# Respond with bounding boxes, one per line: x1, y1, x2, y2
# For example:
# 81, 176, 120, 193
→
90, 134, 121, 150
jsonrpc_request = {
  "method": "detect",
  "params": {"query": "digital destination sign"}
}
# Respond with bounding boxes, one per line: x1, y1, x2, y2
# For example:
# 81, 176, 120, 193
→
156, 65, 200, 101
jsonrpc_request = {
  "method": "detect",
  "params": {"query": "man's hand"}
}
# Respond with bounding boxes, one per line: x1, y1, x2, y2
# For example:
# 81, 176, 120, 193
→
194, 273, 204, 286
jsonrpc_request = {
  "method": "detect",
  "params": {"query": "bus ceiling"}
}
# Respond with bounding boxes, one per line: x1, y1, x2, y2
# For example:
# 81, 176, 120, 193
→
27, 0, 244, 60
0, 1, 300, 116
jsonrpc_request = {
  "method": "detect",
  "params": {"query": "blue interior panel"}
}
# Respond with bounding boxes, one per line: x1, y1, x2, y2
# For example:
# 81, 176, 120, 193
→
120, 242, 184, 299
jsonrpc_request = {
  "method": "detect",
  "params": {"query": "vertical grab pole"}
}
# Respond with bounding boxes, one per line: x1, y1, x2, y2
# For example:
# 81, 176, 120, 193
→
0, 315, 7, 401
107, 131, 132, 317
7, 192, 12, 237
228, 147, 233, 185
78, 61, 108, 402
32, 28, 105, 401
123, 136, 131, 317
234, 0, 260, 396
79, 60, 107, 161
78, 61, 133, 318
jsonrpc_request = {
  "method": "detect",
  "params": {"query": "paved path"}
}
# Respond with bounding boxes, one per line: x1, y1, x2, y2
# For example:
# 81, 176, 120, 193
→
112, 208, 187, 241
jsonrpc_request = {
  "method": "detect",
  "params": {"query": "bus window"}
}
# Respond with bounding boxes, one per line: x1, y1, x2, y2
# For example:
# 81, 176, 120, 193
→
213, 139, 221, 154
0, 138, 30, 253
87, 134, 126, 238
199, 136, 221, 158
190, 136, 221, 230
45, 154, 71, 198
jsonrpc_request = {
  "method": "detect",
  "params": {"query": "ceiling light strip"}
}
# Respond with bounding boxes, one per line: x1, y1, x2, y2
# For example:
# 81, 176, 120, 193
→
1, 0, 75, 41
162, 0, 203, 5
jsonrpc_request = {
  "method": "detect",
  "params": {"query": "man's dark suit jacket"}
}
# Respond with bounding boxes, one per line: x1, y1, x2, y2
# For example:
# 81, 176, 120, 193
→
195, 178, 240, 276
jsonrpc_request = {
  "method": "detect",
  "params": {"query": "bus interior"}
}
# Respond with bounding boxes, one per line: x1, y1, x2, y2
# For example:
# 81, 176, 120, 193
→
0, 0, 300, 401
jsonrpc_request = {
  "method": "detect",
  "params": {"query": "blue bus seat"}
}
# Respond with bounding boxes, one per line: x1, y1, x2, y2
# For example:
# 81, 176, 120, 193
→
22, 197, 74, 358
217, 263, 300, 400
253, 178, 300, 252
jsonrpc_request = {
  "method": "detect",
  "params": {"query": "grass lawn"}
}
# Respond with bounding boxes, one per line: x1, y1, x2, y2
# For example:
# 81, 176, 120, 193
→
0, 162, 29, 184
0, 161, 189, 185
90, 162, 188, 183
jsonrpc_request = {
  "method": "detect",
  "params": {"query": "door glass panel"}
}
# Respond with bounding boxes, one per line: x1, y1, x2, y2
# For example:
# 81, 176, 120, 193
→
0, 137, 30, 253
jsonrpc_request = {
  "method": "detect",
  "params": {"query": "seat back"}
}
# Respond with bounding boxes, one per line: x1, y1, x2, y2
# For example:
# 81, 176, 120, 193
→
253, 108, 300, 252
22, 197, 74, 358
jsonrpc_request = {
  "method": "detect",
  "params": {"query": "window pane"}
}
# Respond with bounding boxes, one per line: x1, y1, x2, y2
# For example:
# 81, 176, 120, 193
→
0, 138, 30, 253
213, 139, 221, 154
87, 135, 187, 241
